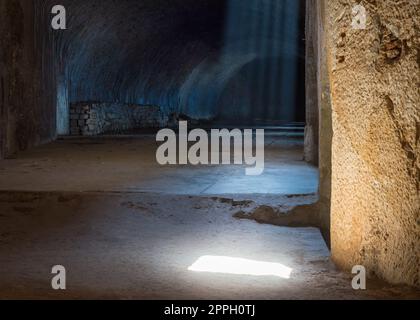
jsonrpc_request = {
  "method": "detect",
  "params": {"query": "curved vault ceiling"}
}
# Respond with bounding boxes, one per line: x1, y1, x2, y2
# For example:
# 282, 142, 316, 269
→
51, 0, 305, 123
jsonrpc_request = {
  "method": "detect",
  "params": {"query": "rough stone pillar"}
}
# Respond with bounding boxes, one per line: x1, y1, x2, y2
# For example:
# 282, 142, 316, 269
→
304, 0, 320, 166
305, 0, 332, 246
322, 0, 419, 288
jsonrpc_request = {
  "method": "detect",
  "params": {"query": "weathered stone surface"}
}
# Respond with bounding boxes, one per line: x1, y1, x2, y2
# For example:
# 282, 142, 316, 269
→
69, 102, 168, 136
321, 0, 419, 287
304, 0, 320, 166
306, 0, 333, 247
0, 0, 56, 158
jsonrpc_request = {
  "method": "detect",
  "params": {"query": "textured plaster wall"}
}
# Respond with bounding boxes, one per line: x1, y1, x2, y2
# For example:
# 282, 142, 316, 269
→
322, 0, 419, 287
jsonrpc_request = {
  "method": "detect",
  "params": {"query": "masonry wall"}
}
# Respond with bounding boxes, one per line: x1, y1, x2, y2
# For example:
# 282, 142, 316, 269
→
321, 0, 419, 287
70, 103, 168, 136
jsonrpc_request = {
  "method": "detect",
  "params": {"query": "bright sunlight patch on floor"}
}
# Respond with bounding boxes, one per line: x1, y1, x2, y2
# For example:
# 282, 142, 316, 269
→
188, 256, 293, 279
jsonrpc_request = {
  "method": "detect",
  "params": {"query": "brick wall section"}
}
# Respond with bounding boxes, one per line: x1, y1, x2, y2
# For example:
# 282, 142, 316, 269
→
70, 102, 168, 136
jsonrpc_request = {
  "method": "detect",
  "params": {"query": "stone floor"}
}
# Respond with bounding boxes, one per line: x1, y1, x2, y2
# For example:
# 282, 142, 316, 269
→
0, 192, 418, 300
0, 136, 418, 299
0, 135, 318, 195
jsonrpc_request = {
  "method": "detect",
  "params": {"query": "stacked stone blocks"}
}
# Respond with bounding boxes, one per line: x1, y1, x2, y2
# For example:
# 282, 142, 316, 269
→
70, 102, 168, 136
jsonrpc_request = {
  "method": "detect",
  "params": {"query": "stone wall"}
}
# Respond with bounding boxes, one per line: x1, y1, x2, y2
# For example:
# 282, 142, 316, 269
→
0, 0, 56, 159
305, 0, 332, 246
70, 103, 168, 136
320, 0, 419, 287
304, 0, 320, 166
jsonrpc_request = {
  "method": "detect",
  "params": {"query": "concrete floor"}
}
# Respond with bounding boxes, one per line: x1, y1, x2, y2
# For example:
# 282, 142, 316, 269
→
0, 135, 318, 195
0, 136, 418, 299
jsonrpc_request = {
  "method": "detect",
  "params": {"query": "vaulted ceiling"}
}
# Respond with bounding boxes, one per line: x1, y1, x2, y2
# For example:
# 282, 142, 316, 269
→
51, 0, 305, 123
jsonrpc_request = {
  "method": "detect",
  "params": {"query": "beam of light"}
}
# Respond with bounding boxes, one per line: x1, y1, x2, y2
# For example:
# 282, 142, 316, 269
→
268, 0, 285, 120
255, 0, 274, 120
221, 0, 303, 124
248, 0, 264, 122
278, 0, 300, 122
188, 256, 293, 279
